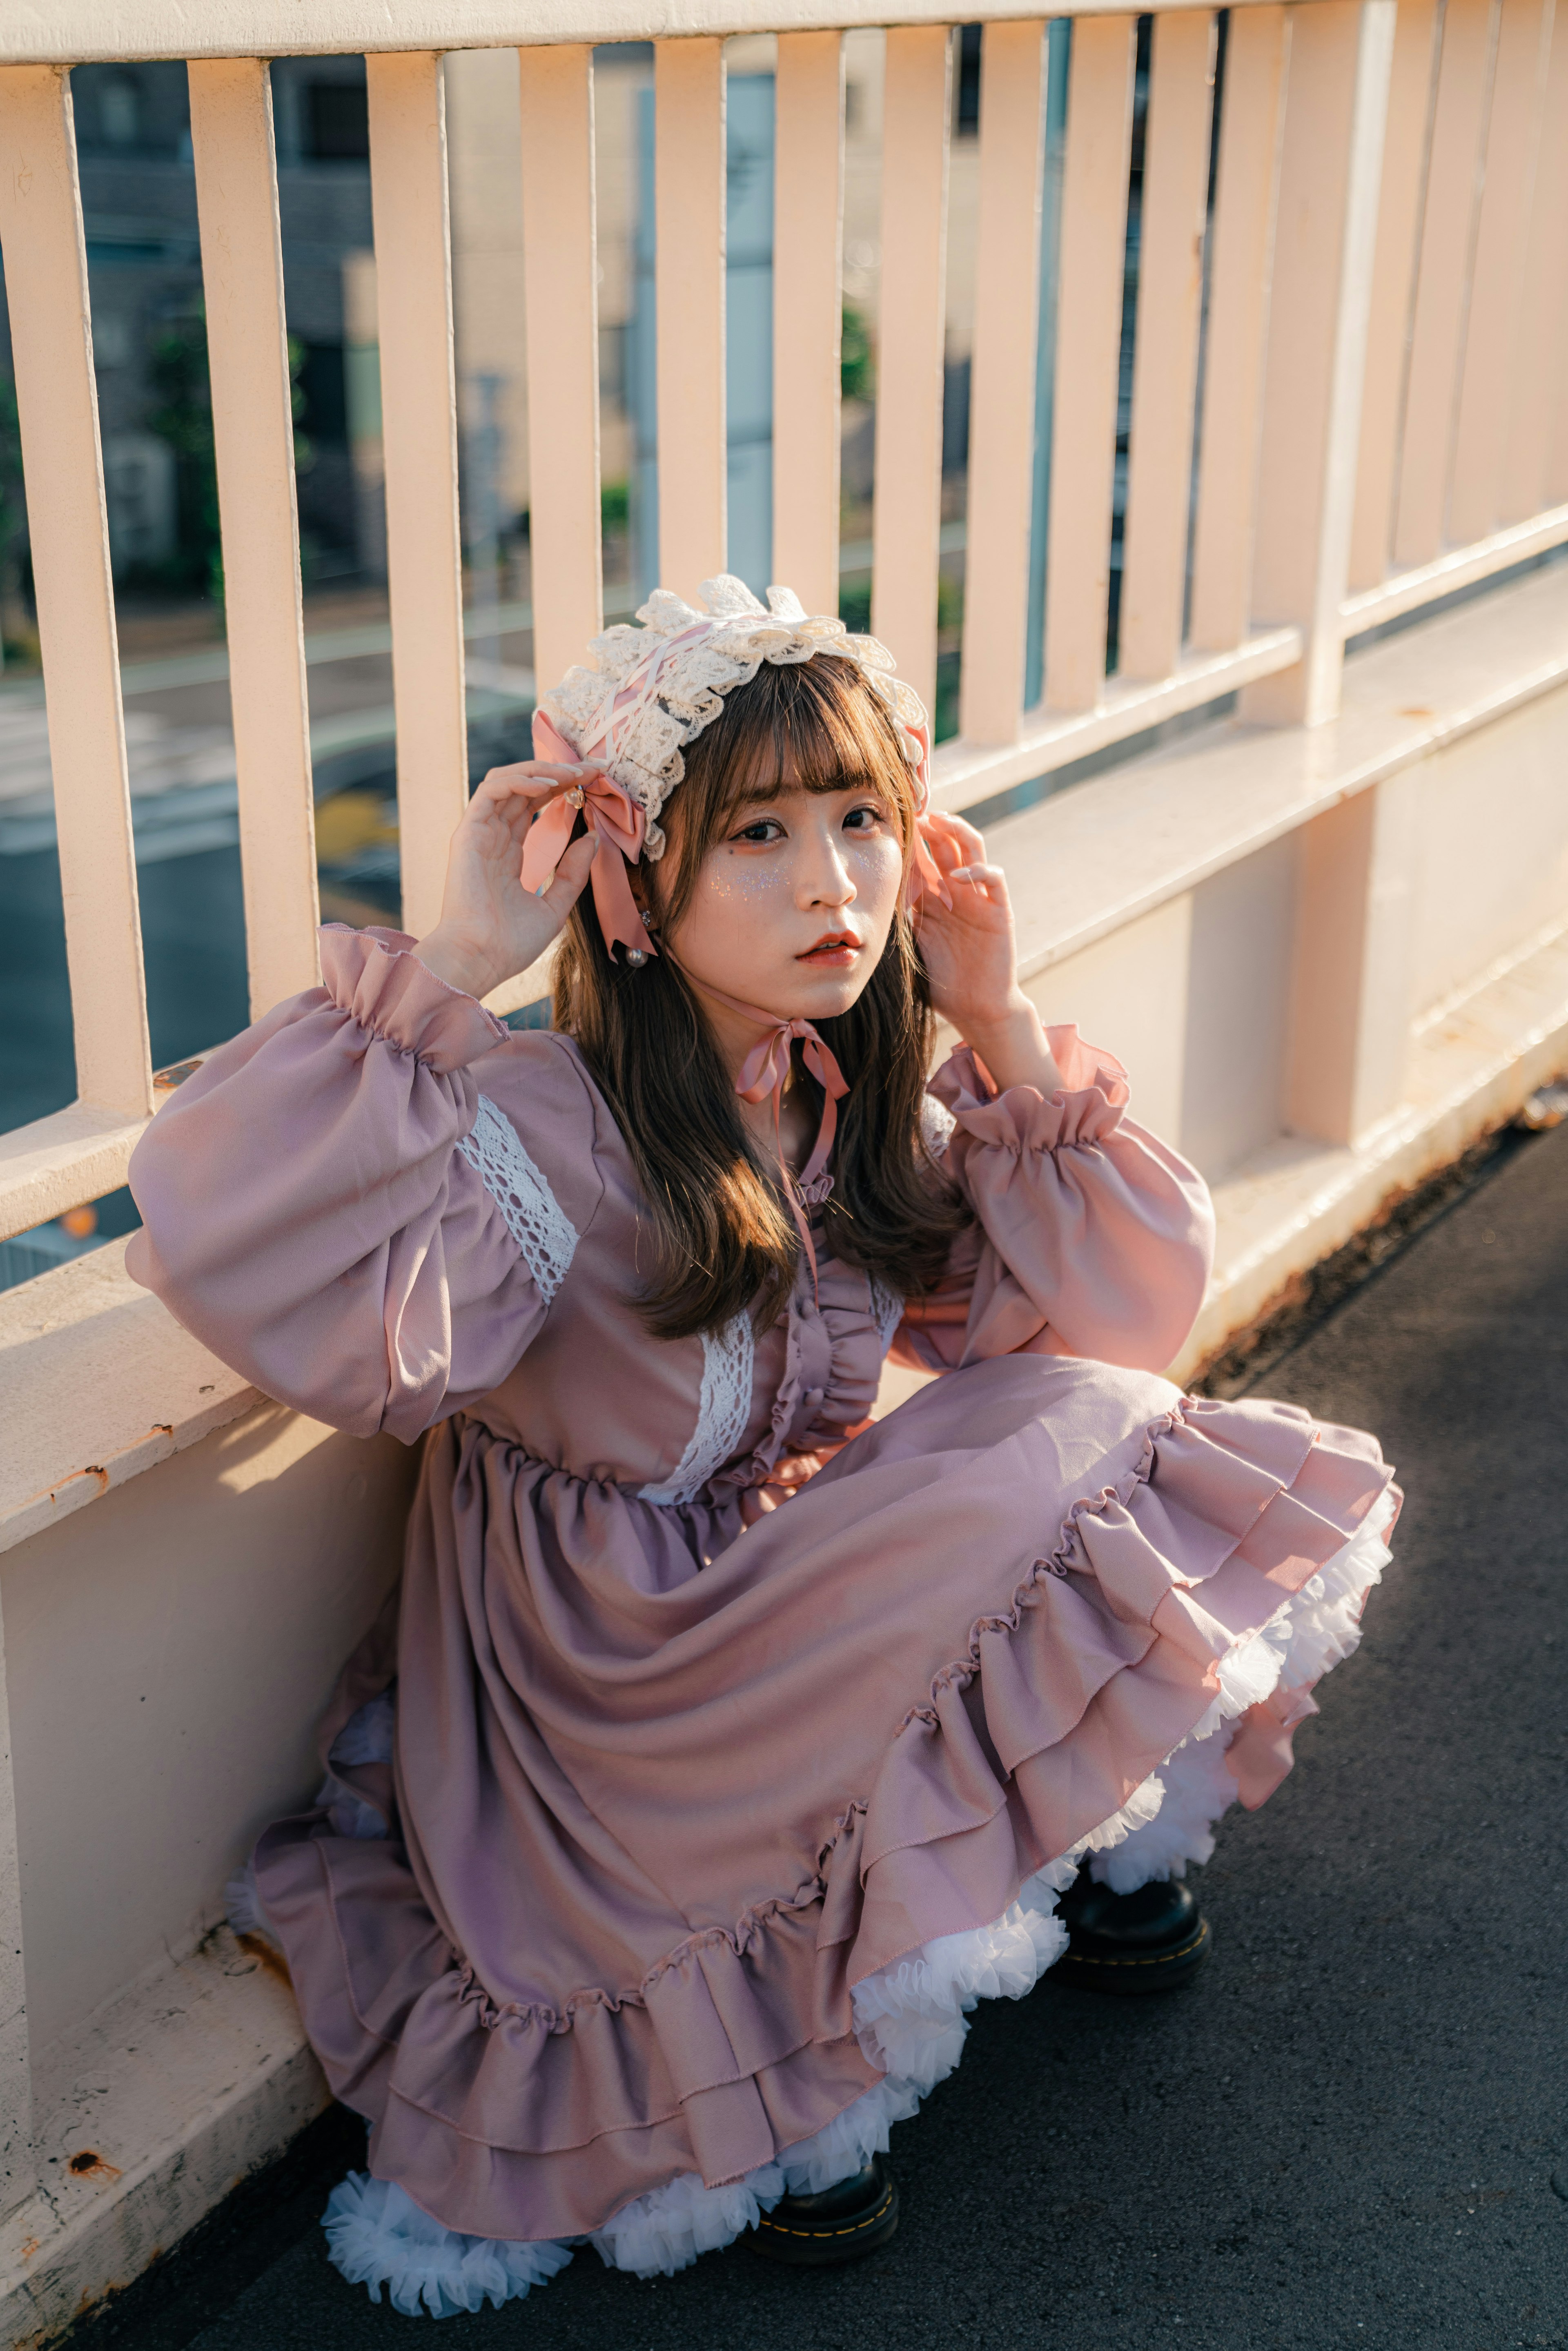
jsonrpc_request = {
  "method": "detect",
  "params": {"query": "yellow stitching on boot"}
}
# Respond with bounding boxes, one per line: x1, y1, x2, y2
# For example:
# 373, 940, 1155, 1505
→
1066, 1924, 1209, 1968
757, 2186, 895, 2238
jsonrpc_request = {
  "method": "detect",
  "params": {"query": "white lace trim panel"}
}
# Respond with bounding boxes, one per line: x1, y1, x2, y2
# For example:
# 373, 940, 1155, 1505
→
639, 1311, 755, 1507
456, 1094, 578, 1305
868, 1275, 904, 1353
919, 1092, 956, 1161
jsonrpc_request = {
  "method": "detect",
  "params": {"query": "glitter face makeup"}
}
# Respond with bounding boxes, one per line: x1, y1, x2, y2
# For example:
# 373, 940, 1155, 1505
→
663, 780, 903, 1027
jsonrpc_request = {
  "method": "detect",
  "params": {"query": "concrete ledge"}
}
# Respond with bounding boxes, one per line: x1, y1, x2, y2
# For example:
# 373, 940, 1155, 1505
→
0, 1932, 323, 2348
0, 1248, 255, 1559
989, 557, 1568, 986
1170, 917, 1568, 1381
0, 1108, 148, 1257
4, 0, 1302, 71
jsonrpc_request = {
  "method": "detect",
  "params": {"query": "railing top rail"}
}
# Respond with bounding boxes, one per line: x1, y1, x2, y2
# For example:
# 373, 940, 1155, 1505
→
1, 0, 1300, 71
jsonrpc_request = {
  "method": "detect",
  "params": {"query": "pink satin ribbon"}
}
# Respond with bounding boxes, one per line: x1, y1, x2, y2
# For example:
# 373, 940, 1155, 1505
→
523, 711, 653, 963
701, 983, 850, 1297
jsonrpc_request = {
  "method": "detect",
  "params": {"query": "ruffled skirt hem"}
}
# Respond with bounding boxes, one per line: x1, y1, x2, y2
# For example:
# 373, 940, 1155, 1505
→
277, 1484, 1395, 2309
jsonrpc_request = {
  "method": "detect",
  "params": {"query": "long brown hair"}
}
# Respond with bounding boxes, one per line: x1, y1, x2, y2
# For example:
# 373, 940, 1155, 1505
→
552, 655, 969, 1339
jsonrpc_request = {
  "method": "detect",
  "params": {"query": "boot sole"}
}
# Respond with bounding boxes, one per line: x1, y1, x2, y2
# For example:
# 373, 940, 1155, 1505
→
1052, 1916, 1211, 1994
746, 2176, 900, 2265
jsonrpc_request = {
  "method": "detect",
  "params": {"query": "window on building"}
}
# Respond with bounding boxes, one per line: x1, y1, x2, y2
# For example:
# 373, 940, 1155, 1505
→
956, 26, 981, 134
296, 343, 349, 445
306, 81, 370, 162
100, 77, 141, 146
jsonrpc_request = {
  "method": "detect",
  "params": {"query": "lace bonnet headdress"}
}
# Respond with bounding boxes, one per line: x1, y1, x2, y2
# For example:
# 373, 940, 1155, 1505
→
521, 573, 939, 966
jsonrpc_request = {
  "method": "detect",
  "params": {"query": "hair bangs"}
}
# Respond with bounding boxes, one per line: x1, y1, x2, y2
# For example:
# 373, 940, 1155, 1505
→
656, 656, 920, 928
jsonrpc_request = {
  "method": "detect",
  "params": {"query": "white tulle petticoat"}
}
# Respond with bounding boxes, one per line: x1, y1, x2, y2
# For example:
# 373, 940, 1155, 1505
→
232, 1489, 1396, 2315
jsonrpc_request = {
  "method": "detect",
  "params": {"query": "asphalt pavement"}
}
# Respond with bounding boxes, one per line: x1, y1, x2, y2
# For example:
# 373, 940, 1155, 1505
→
70, 1113, 1568, 2351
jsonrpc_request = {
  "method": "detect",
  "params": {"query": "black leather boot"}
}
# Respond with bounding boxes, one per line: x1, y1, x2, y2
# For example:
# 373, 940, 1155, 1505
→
1054, 1869, 1210, 1992
746, 2155, 900, 2265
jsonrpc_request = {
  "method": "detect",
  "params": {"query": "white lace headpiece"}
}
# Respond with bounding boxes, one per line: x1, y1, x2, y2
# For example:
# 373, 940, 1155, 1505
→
533, 574, 932, 863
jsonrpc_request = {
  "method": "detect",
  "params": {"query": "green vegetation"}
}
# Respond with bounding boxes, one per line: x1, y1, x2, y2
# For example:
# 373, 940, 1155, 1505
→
837, 579, 871, 633
840, 302, 872, 404
142, 309, 312, 604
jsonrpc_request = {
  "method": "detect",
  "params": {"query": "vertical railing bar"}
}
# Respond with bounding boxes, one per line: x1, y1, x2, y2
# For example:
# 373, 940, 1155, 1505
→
1241, 0, 1398, 728
1023, 18, 1073, 711
655, 37, 727, 601
0, 64, 151, 1121
772, 29, 845, 619
1346, 0, 1442, 596
188, 58, 321, 1022
519, 44, 604, 697
871, 24, 952, 720
1448, 0, 1554, 545
1503, 0, 1568, 518
1271, 2, 1419, 1160
1042, 13, 1138, 714
366, 51, 469, 947
959, 19, 1047, 747
1119, 9, 1218, 683
1391, 0, 1500, 570
1188, 5, 1288, 653
1545, 314, 1568, 507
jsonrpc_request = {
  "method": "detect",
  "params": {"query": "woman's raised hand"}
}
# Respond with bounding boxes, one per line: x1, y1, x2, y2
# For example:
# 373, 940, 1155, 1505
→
913, 810, 1060, 1097
413, 762, 602, 1003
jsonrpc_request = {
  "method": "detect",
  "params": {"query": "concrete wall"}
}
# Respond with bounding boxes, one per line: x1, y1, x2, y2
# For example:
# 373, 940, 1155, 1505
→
6, 1407, 415, 2074
1406, 679, 1568, 1021
1026, 835, 1301, 1187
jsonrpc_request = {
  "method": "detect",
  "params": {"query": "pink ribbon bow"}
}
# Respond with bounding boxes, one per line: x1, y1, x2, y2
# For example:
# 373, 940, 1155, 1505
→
522, 711, 653, 963
703, 984, 850, 1298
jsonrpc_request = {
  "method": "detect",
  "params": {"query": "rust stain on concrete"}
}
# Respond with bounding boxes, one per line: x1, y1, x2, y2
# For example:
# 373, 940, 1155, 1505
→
236, 1932, 293, 1989
43, 1465, 109, 1509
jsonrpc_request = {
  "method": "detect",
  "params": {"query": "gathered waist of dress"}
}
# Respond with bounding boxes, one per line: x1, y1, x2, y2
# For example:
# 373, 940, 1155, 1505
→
448, 1410, 751, 1518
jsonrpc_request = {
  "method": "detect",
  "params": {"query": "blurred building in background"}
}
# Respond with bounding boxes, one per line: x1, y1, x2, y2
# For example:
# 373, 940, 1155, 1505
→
71, 54, 374, 593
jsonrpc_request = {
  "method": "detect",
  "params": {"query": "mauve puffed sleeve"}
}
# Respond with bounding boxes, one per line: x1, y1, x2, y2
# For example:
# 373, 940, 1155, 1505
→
125, 926, 604, 1442
893, 1023, 1214, 1376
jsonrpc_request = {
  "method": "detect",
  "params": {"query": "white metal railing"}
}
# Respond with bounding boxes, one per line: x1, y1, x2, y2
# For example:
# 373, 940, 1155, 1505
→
1, 0, 1567, 1247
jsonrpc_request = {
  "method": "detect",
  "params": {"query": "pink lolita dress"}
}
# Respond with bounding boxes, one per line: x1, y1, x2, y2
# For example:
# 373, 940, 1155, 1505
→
126, 582, 1397, 2317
